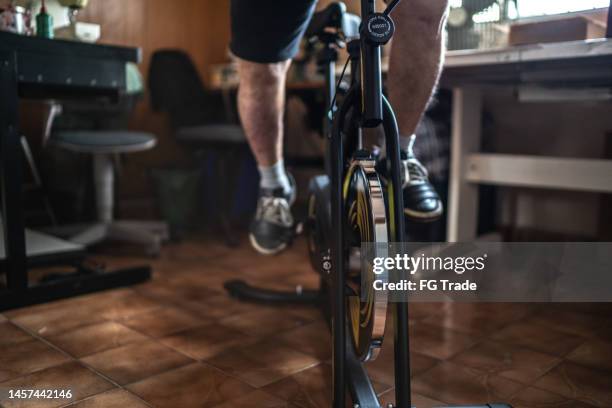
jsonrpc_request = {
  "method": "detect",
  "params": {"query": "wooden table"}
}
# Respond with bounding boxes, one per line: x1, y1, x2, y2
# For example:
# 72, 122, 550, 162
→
442, 38, 612, 241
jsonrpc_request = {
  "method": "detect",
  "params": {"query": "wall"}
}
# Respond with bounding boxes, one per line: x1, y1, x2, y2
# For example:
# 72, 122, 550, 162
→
76, 0, 231, 214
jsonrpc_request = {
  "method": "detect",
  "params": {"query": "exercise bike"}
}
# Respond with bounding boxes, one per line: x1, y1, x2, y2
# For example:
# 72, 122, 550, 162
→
226, 1, 512, 407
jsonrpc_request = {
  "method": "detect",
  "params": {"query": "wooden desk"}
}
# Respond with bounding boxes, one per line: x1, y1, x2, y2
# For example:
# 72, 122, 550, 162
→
442, 38, 612, 241
0, 32, 150, 311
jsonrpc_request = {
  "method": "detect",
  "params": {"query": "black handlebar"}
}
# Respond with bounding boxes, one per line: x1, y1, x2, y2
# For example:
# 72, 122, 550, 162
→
384, 0, 402, 16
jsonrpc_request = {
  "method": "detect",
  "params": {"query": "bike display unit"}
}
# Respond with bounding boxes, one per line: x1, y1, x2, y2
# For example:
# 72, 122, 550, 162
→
225, 2, 511, 407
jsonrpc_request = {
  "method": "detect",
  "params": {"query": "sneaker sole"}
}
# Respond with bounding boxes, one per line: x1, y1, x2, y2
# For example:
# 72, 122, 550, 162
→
249, 233, 288, 256
404, 203, 444, 223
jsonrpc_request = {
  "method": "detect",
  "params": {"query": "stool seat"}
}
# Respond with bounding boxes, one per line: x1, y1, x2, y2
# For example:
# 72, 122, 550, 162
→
52, 131, 157, 154
176, 124, 246, 145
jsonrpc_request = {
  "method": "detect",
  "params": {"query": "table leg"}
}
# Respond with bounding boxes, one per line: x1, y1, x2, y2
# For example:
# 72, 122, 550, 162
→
447, 87, 483, 242
0, 51, 27, 290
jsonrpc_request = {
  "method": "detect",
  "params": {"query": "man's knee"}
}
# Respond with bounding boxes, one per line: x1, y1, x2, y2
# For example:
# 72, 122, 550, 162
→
238, 59, 290, 88
398, 0, 449, 30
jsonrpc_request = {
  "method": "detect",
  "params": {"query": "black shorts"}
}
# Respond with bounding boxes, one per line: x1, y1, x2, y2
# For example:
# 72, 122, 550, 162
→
230, 0, 318, 63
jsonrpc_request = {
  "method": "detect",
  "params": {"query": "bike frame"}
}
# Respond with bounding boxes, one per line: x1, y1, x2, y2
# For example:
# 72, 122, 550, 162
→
326, 1, 411, 406
225, 3, 513, 407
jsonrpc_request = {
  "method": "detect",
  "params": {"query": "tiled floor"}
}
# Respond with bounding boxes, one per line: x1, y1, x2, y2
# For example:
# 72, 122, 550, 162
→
1, 237, 611, 407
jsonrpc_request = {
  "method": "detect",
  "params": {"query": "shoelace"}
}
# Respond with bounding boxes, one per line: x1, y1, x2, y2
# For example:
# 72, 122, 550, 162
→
258, 196, 293, 226
403, 158, 429, 187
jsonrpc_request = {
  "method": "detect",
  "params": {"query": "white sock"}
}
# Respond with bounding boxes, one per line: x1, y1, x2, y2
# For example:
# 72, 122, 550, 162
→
258, 160, 291, 195
400, 134, 415, 152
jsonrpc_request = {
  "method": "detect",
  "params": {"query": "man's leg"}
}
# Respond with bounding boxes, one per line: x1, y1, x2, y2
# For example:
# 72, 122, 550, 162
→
230, 0, 316, 254
236, 59, 297, 255
386, 0, 449, 221
237, 59, 292, 194
388, 0, 449, 138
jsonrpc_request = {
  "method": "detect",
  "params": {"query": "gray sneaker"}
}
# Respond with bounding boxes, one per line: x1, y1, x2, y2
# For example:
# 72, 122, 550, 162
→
249, 176, 297, 255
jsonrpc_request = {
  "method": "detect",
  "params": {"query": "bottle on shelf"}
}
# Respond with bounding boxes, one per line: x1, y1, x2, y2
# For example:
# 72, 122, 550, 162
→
36, 0, 53, 39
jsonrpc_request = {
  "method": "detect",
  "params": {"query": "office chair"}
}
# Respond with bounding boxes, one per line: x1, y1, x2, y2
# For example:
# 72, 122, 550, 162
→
45, 64, 169, 256
149, 49, 248, 247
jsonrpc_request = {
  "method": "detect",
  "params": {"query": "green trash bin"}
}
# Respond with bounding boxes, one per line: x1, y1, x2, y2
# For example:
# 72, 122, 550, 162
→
151, 168, 201, 240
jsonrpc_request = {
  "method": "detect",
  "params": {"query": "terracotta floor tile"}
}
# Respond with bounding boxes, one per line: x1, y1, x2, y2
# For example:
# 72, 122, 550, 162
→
423, 303, 533, 336
365, 344, 438, 387
545, 302, 612, 317
0, 362, 113, 408
205, 339, 320, 388
157, 238, 228, 261
528, 309, 610, 337
262, 363, 332, 408
133, 273, 222, 304
127, 363, 254, 408
409, 322, 478, 360
509, 386, 597, 408
413, 361, 524, 405
378, 390, 446, 408
7, 303, 106, 337
46, 321, 148, 358
4, 289, 130, 320
0, 338, 71, 382
160, 323, 254, 360
175, 294, 259, 320
238, 270, 316, 291
94, 293, 161, 321
81, 340, 192, 385
4, 288, 155, 335
450, 340, 561, 384
220, 307, 312, 337
64, 389, 149, 408
263, 362, 387, 408
210, 248, 308, 278
566, 339, 612, 373
285, 305, 326, 322
490, 320, 585, 357
0, 322, 35, 347
276, 272, 324, 291
4, 240, 610, 408
121, 306, 207, 337
407, 302, 445, 322
534, 362, 612, 406
211, 389, 295, 408
278, 321, 331, 361
169, 268, 245, 294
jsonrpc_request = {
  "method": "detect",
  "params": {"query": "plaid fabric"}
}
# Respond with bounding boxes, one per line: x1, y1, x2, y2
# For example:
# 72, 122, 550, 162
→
412, 114, 450, 182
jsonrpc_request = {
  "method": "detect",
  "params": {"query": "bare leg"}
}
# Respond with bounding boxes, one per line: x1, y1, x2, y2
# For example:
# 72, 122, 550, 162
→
237, 59, 291, 167
237, 58, 296, 254
387, 0, 449, 137
384, 0, 448, 220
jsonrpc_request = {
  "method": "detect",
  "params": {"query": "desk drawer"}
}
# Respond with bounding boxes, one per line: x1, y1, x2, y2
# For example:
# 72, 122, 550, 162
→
17, 51, 126, 91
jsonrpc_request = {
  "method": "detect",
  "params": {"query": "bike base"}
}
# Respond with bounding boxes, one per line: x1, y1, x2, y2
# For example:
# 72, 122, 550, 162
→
223, 279, 320, 305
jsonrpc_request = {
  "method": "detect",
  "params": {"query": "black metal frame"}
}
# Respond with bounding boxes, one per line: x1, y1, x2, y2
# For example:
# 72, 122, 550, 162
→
226, 1, 409, 405
225, 2, 512, 407
0, 32, 151, 312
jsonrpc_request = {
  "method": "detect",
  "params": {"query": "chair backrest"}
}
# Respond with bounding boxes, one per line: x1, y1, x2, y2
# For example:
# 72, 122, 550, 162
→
148, 49, 225, 128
